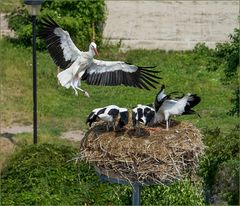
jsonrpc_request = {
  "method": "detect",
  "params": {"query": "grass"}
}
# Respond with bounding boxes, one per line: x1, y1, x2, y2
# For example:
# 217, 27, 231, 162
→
0, 0, 22, 13
0, 39, 238, 136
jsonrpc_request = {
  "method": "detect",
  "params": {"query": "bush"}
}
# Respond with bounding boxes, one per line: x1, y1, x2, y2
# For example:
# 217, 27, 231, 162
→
195, 28, 239, 78
1, 143, 205, 205
214, 29, 239, 79
200, 125, 239, 205
228, 87, 240, 117
6, 0, 106, 50
213, 159, 239, 205
142, 181, 204, 205
194, 29, 240, 116
0, 143, 132, 205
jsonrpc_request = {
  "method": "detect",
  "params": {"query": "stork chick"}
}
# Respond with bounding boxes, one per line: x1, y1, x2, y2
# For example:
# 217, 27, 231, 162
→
86, 105, 129, 131
132, 104, 155, 135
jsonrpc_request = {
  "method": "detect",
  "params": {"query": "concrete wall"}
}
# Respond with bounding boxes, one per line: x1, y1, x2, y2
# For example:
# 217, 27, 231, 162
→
0, 13, 15, 38
103, 0, 239, 50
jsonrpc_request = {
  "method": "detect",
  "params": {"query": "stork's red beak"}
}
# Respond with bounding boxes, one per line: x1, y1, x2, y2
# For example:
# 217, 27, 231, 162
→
93, 48, 99, 56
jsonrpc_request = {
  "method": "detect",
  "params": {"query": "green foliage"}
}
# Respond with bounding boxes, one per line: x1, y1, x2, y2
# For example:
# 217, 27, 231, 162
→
6, 0, 106, 49
227, 87, 240, 117
195, 28, 240, 79
200, 125, 239, 204
142, 181, 204, 205
0, 143, 132, 205
213, 159, 239, 205
194, 29, 240, 117
214, 29, 239, 79
1, 143, 204, 205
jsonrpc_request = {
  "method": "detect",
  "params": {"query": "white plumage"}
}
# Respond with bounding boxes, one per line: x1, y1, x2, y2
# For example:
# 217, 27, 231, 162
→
132, 104, 155, 134
39, 16, 161, 97
154, 85, 201, 130
86, 105, 129, 131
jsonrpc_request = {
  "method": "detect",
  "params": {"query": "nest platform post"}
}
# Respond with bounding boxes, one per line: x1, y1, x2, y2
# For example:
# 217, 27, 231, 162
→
132, 183, 141, 206
95, 167, 143, 206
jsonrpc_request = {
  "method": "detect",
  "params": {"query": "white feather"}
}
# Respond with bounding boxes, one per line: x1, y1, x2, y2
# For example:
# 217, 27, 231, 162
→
57, 59, 78, 88
98, 113, 113, 122
157, 89, 166, 102
54, 28, 82, 62
157, 94, 191, 123
87, 60, 138, 75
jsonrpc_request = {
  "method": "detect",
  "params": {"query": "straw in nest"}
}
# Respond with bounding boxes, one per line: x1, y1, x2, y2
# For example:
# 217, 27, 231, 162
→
79, 121, 204, 185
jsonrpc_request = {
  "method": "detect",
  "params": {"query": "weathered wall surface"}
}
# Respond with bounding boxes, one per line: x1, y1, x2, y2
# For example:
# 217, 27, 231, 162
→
103, 0, 239, 50
0, 13, 15, 38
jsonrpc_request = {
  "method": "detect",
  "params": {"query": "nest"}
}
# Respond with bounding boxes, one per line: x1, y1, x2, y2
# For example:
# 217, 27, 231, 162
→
79, 121, 204, 185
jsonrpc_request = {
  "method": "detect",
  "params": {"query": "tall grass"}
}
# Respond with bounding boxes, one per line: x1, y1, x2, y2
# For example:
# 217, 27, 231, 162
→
0, 0, 21, 12
0, 39, 238, 135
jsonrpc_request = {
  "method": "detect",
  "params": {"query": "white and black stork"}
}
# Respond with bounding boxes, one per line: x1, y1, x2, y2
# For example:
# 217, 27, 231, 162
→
39, 16, 161, 97
86, 105, 128, 131
132, 104, 155, 134
154, 85, 201, 130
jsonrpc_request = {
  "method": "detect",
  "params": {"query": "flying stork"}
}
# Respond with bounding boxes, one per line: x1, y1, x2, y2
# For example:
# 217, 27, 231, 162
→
154, 85, 201, 130
39, 16, 161, 97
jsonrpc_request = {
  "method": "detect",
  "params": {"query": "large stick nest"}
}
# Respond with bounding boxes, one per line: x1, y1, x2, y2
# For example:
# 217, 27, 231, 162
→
79, 121, 204, 185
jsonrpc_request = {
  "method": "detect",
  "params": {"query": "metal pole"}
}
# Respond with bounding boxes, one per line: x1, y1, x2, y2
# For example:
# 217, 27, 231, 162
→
32, 15, 37, 144
132, 183, 141, 206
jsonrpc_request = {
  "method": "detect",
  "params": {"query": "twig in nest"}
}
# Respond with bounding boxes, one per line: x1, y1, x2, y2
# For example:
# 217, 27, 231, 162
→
79, 121, 204, 184
167, 151, 181, 176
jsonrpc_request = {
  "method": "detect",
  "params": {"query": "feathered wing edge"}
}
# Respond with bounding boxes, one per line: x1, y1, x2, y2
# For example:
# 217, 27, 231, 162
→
38, 16, 76, 69
82, 64, 161, 90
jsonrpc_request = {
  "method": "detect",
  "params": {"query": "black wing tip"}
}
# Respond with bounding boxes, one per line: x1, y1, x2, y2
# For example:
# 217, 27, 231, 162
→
140, 65, 157, 69
42, 15, 58, 25
40, 15, 60, 30
39, 15, 60, 39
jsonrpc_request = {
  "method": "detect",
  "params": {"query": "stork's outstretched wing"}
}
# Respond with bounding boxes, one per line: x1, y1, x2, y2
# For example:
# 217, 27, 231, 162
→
183, 94, 201, 115
82, 60, 161, 90
38, 16, 82, 69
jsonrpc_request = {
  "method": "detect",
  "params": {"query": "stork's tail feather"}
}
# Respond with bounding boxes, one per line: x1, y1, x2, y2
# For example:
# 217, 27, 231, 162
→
187, 94, 201, 108
57, 68, 73, 88
184, 94, 201, 115
182, 109, 201, 117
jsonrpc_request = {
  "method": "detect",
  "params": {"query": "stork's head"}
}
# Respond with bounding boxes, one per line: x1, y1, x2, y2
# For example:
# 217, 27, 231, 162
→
89, 42, 99, 56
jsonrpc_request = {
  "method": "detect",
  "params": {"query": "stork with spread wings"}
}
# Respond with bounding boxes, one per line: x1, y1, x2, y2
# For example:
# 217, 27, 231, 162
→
39, 16, 161, 97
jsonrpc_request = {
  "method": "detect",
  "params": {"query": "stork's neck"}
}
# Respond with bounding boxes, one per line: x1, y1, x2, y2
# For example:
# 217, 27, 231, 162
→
88, 46, 96, 57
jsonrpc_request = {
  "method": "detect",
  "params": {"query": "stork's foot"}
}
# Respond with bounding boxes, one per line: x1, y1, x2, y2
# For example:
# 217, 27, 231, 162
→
84, 91, 90, 98
74, 91, 78, 96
